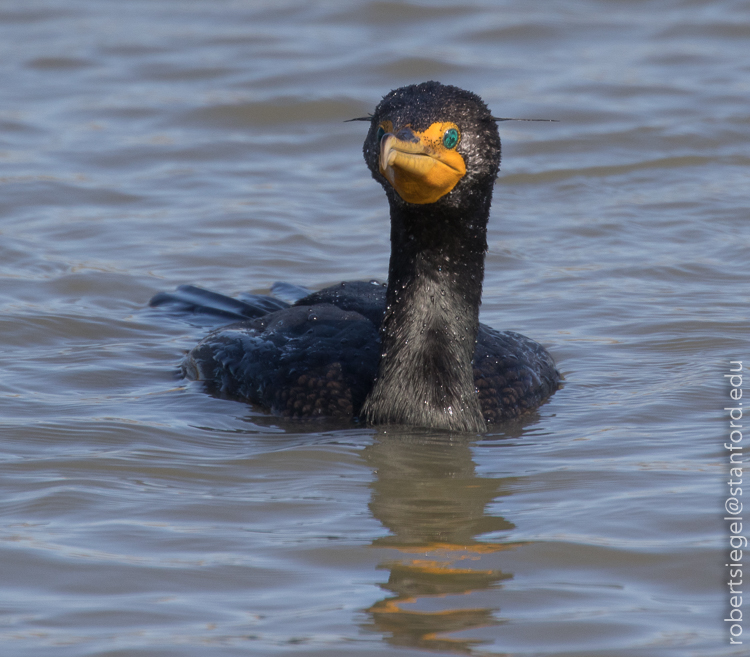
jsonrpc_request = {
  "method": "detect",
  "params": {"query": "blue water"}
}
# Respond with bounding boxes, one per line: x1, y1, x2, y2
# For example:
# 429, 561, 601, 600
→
1, 0, 748, 655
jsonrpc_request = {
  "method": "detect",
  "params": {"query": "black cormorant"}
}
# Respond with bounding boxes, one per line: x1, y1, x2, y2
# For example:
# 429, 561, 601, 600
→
151, 81, 560, 432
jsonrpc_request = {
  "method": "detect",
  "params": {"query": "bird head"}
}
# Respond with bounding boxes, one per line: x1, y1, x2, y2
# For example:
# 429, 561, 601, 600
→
359, 81, 501, 210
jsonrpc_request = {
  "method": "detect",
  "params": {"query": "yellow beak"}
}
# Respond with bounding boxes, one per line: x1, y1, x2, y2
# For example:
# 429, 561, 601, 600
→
378, 125, 466, 205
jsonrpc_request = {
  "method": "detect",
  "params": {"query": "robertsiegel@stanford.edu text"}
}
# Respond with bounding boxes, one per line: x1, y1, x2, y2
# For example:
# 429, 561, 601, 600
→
725, 360, 745, 645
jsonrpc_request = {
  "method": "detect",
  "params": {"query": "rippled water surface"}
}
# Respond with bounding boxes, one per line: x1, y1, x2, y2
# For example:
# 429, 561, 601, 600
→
1, 1, 748, 655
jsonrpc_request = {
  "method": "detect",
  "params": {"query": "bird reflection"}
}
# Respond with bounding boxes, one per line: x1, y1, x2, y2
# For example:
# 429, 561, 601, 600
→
361, 429, 522, 653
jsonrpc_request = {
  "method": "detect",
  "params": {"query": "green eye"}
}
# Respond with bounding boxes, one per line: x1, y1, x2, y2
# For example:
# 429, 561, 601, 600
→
443, 128, 459, 149
376, 126, 385, 142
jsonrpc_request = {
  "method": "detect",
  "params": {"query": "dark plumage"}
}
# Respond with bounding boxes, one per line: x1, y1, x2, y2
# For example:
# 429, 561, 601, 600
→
151, 81, 560, 431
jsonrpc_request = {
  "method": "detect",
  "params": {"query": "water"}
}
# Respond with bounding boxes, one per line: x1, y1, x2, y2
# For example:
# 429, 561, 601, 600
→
1, 0, 748, 654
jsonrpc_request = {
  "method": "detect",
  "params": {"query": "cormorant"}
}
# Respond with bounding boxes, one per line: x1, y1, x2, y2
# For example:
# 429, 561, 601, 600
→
151, 81, 560, 432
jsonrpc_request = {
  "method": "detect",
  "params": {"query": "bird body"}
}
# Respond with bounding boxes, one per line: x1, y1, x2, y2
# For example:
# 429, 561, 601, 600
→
152, 82, 560, 431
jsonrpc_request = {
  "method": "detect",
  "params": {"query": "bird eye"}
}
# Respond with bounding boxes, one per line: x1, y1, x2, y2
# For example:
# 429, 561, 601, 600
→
443, 128, 459, 149
376, 126, 385, 143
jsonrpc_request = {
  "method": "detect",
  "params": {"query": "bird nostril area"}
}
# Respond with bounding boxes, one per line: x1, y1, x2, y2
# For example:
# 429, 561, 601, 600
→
395, 127, 419, 143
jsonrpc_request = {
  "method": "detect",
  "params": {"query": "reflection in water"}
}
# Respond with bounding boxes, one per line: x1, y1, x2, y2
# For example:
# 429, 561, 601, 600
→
362, 431, 521, 653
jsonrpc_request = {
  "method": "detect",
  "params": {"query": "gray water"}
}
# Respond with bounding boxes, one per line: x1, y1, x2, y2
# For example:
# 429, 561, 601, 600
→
1, 1, 748, 655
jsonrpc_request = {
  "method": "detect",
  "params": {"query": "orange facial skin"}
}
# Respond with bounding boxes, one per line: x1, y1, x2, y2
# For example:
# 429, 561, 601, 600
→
378, 122, 466, 205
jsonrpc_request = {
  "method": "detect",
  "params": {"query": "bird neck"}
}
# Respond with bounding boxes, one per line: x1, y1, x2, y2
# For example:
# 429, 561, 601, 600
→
363, 198, 490, 432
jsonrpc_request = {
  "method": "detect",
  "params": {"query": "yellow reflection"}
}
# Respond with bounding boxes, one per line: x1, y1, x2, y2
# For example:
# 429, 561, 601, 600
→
361, 431, 520, 654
